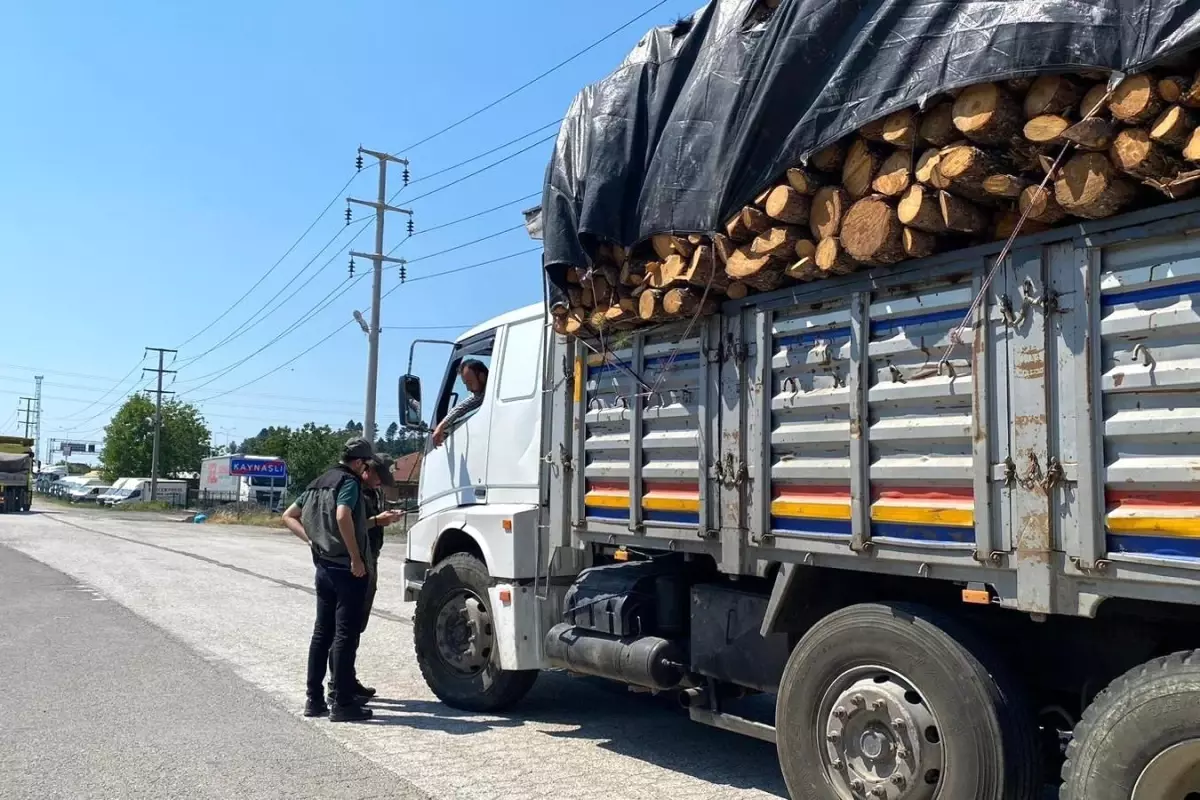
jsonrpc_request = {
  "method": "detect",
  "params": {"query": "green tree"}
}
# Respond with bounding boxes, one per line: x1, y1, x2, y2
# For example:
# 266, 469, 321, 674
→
243, 426, 292, 460
99, 396, 211, 482
286, 423, 343, 491
385, 421, 398, 444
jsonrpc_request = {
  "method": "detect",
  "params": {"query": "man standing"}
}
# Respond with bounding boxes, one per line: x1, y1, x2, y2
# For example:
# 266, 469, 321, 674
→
281, 437, 375, 722
432, 359, 488, 448
362, 454, 400, 630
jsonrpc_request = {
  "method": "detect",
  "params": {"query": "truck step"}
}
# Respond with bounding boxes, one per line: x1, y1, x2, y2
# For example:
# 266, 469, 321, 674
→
688, 707, 777, 744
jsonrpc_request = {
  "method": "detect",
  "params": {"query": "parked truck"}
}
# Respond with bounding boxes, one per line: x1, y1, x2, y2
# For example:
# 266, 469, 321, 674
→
399, 198, 1200, 799
0, 436, 34, 513
106, 478, 187, 507
199, 454, 287, 509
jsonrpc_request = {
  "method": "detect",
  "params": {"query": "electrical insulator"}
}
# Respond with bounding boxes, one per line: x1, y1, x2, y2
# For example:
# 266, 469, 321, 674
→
348, 256, 355, 277
402, 166, 410, 185
399, 262, 407, 283
345, 207, 352, 226
355, 153, 364, 171
407, 218, 415, 236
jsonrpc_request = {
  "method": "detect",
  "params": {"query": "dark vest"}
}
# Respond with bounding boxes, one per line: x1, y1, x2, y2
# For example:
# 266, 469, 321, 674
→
300, 464, 368, 567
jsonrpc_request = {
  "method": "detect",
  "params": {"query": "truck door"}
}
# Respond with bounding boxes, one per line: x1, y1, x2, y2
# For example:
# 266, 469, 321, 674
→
420, 331, 495, 515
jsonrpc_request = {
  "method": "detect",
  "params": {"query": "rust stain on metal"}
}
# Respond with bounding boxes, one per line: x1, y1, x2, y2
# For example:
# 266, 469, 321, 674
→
1015, 511, 1052, 559
972, 324, 987, 443
1014, 414, 1046, 430
850, 415, 863, 438
1015, 346, 1045, 380
1112, 372, 1124, 387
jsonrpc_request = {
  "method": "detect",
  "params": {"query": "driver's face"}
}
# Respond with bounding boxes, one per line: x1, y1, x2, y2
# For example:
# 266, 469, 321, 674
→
462, 367, 483, 394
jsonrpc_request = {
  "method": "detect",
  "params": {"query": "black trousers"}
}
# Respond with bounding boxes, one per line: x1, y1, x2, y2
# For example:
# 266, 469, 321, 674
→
306, 559, 367, 706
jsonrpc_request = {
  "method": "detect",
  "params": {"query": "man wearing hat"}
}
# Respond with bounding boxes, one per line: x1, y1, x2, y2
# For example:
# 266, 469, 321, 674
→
362, 454, 400, 631
280, 437, 376, 722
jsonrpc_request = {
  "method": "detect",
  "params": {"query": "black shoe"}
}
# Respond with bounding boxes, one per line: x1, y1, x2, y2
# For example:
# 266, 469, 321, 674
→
329, 704, 373, 723
354, 681, 376, 698
303, 699, 329, 717
327, 692, 370, 707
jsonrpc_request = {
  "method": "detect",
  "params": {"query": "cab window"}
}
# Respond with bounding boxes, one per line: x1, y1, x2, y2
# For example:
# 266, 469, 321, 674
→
435, 334, 494, 424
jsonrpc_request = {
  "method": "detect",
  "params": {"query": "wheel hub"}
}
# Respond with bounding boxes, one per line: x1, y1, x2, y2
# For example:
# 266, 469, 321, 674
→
433, 591, 493, 675
820, 668, 943, 800
1133, 739, 1200, 800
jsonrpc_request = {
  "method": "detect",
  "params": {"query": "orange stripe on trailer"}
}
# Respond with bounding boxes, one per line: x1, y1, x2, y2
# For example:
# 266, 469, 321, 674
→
1107, 490, 1200, 509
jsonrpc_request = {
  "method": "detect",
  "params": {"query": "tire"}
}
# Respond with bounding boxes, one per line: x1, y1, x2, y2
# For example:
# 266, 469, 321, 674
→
413, 552, 537, 712
1061, 650, 1200, 800
775, 602, 1040, 800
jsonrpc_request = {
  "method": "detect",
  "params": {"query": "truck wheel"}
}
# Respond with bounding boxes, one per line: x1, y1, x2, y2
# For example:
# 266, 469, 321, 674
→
775, 602, 1040, 800
413, 552, 537, 712
1061, 650, 1200, 800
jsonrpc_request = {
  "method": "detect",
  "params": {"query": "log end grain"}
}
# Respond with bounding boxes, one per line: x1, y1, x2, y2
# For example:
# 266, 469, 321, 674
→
840, 196, 906, 265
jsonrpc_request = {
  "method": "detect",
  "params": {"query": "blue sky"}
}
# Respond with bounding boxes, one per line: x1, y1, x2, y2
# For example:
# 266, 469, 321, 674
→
0, 0, 695, 456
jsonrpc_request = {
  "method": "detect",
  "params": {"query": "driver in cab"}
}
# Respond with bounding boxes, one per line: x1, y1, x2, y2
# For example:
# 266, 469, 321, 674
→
432, 359, 487, 448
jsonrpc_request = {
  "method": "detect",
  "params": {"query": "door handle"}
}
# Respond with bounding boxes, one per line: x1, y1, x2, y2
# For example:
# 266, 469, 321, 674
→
474, 487, 487, 499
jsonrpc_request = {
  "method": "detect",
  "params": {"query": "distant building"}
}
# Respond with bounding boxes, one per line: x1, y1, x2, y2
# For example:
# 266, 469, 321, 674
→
388, 452, 421, 506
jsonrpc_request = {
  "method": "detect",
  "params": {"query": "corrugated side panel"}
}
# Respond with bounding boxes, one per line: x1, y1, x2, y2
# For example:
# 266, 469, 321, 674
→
581, 330, 703, 529
768, 297, 855, 540
1099, 236, 1200, 560
865, 283, 976, 545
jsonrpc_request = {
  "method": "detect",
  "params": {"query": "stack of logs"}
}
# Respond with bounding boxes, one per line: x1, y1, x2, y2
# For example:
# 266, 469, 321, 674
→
553, 65, 1200, 337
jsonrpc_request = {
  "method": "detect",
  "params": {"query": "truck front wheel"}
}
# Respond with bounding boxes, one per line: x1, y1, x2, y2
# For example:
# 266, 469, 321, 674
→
775, 602, 1040, 800
1061, 650, 1200, 799
413, 552, 537, 712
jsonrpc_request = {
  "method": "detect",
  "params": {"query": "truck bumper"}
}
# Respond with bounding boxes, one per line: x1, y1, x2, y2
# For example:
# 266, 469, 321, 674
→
402, 560, 428, 603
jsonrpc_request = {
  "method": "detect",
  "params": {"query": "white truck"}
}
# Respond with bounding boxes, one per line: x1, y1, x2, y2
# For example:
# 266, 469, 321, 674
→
198, 454, 287, 509
399, 200, 1200, 799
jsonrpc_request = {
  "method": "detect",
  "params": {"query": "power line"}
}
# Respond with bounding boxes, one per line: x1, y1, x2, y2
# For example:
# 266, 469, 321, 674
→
394, 0, 670, 153
53, 356, 146, 422
405, 224, 526, 265
396, 247, 542, 287
175, 169, 370, 350
407, 120, 562, 187
412, 192, 541, 236
399, 133, 556, 207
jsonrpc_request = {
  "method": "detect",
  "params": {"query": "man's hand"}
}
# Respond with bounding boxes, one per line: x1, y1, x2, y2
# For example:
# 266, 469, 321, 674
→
377, 509, 404, 526
351, 556, 368, 578
432, 422, 447, 448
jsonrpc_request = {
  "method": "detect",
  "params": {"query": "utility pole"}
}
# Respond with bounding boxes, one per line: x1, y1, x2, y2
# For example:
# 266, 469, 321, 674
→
32, 375, 42, 465
18, 397, 34, 440
347, 147, 412, 443
143, 348, 177, 502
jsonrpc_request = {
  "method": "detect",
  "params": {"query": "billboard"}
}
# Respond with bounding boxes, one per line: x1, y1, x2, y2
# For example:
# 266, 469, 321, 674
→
229, 458, 287, 478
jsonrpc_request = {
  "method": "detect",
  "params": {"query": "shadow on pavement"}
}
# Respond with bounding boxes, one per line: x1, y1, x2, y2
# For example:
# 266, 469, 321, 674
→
365, 673, 787, 797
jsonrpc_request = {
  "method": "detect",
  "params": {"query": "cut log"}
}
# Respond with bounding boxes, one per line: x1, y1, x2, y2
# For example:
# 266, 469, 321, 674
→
619, 259, 646, 287
741, 206, 772, 236
590, 273, 612, 303
1110, 127, 1182, 180
786, 167, 823, 195
566, 286, 583, 307
754, 187, 773, 207
725, 210, 752, 242
1185, 128, 1200, 162
982, 173, 1031, 199
1018, 184, 1067, 224
742, 265, 784, 292
858, 117, 888, 143
1079, 83, 1111, 118
618, 295, 637, 313
660, 254, 690, 287
1110, 74, 1163, 124
881, 109, 917, 148
1159, 75, 1192, 105
683, 245, 729, 291
1183, 68, 1200, 108
764, 185, 812, 224
1006, 77, 1034, 94
1024, 75, 1083, 119
554, 312, 585, 336
1023, 114, 1071, 146
810, 141, 846, 172
953, 83, 1022, 145
785, 239, 819, 281
750, 226, 801, 258
842, 138, 882, 199
638, 289, 666, 322
580, 286, 595, 309
565, 267, 581, 284
871, 149, 913, 197
938, 191, 989, 234
725, 246, 777, 284
712, 233, 737, 265
918, 101, 958, 148
1054, 152, 1139, 219
840, 196, 906, 266
993, 210, 1051, 241
902, 227, 938, 259
914, 148, 948, 188
726, 282, 749, 300
1150, 105, 1196, 149
650, 234, 678, 261
815, 237, 858, 276
1061, 117, 1115, 151
897, 184, 948, 233
937, 144, 1004, 193
550, 300, 569, 318
809, 186, 849, 240
663, 287, 718, 317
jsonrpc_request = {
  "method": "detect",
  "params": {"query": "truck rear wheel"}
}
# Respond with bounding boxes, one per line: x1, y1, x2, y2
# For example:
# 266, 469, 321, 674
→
1061, 650, 1200, 800
775, 602, 1040, 800
413, 552, 537, 712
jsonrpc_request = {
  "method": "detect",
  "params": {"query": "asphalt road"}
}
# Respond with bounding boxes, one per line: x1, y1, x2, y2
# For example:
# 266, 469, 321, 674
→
0, 542, 423, 800
0, 507, 786, 800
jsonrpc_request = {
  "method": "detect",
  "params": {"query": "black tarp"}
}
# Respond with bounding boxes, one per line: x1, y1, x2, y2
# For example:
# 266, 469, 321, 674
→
541, 0, 1200, 283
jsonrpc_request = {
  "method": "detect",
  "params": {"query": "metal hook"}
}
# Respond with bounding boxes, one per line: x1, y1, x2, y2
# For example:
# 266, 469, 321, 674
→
888, 363, 907, 384
811, 339, 831, 366
1132, 343, 1154, 367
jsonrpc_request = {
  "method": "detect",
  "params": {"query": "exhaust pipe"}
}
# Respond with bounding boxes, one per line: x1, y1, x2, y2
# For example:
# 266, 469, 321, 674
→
544, 623, 685, 690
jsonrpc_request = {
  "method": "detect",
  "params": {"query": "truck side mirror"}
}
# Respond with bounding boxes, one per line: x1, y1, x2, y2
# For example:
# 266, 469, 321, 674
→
399, 374, 423, 429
